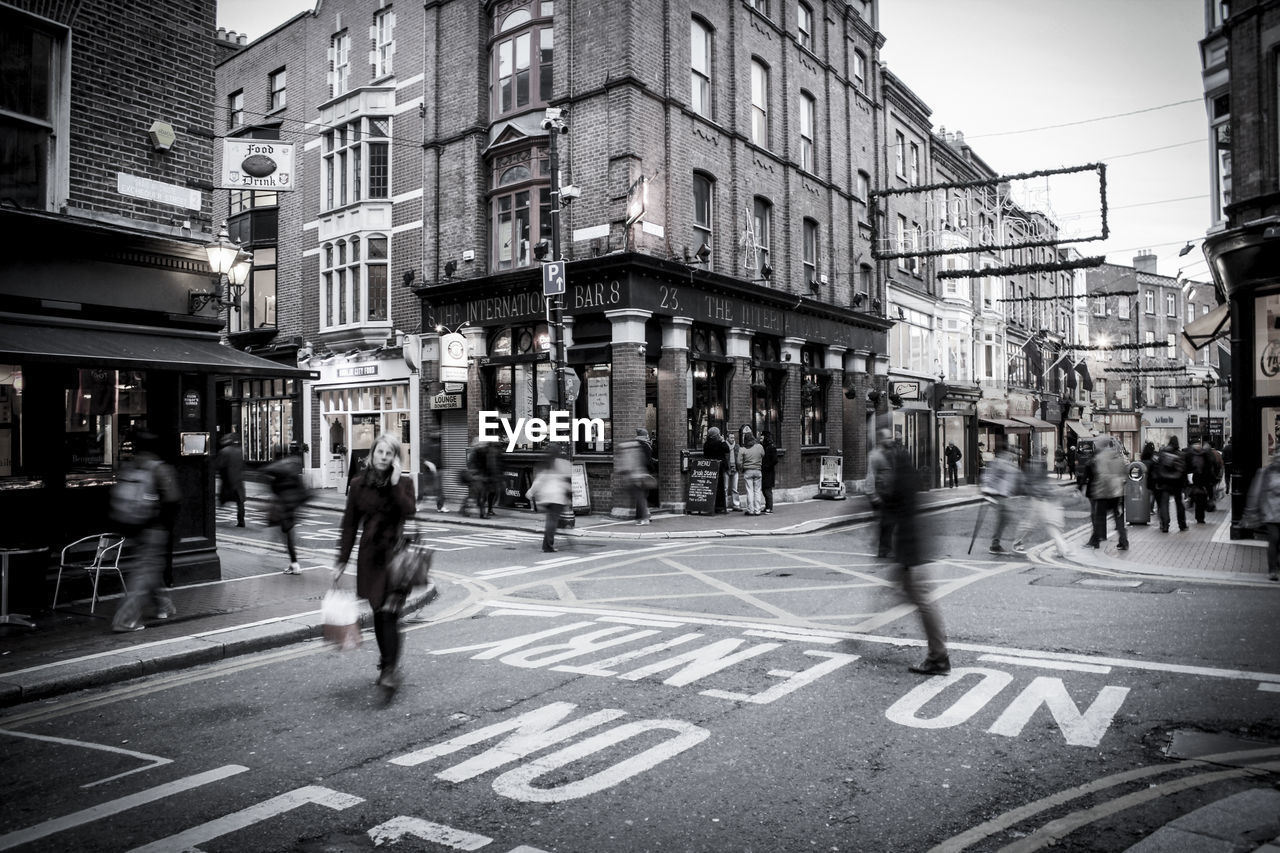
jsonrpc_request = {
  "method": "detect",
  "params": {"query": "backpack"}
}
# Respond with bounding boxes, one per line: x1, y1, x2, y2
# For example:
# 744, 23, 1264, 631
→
1155, 450, 1183, 483
110, 459, 161, 529
1188, 451, 1206, 482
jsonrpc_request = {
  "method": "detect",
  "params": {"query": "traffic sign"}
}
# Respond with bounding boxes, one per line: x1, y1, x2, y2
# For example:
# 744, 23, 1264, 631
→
542, 260, 565, 296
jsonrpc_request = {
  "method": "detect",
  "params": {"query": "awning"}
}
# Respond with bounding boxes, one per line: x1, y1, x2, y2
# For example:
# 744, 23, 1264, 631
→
1065, 420, 1100, 438
980, 417, 1031, 432
0, 321, 318, 378
1012, 415, 1056, 431
1180, 303, 1230, 359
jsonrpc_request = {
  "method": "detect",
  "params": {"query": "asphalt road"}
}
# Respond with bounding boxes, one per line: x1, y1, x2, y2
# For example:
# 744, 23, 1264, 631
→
2, 503, 1278, 852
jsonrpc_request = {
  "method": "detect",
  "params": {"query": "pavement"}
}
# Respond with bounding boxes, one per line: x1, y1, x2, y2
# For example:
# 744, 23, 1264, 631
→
0, 479, 1273, 711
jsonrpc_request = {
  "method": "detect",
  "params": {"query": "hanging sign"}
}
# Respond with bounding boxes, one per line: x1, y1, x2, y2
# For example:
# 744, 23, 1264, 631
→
220, 139, 296, 190
439, 332, 469, 383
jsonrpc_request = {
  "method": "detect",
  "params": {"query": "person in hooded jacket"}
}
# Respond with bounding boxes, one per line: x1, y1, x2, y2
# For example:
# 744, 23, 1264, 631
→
738, 426, 765, 515
760, 430, 778, 513
703, 426, 731, 513
1084, 437, 1129, 549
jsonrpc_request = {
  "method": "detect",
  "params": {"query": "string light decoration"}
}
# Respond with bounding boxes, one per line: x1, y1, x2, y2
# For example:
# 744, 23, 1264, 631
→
996, 288, 1135, 304
943, 255, 1106, 281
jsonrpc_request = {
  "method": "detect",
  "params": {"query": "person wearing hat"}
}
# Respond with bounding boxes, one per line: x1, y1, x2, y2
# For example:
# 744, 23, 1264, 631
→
702, 426, 731, 513
738, 426, 765, 515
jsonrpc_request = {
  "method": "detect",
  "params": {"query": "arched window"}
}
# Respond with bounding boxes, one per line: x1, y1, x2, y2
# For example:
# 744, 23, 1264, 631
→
491, 1, 554, 119
489, 145, 551, 271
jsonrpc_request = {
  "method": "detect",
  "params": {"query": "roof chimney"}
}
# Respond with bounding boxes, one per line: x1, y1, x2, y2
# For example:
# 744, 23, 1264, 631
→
1133, 251, 1158, 275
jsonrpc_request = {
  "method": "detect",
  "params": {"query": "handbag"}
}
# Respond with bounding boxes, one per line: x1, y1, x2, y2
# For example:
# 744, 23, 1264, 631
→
321, 588, 361, 650
387, 531, 433, 592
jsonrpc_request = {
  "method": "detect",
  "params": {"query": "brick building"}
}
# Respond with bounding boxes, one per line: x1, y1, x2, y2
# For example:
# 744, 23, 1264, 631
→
1197, 0, 1280, 536
0, 0, 310, 581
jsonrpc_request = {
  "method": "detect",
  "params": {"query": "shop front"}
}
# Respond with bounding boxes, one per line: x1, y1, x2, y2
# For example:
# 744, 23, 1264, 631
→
420, 252, 889, 513
307, 354, 418, 490
1142, 409, 1187, 450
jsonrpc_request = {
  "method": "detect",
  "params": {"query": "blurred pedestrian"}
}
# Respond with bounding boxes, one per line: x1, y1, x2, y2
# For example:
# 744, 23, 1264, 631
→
760, 430, 778, 513
618, 428, 654, 525
738, 426, 765, 515
216, 431, 245, 528
110, 431, 179, 632
1053, 446, 1066, 480
334, 432, 416, 691
1083, 436, 1129, 549
980, 441, 1023, 554
1066, 444, 1078, 480
1152, 437, 1188, 532
703, 426, 731, 513
725, 432, 742, 511
944, 441, 962, 488
462, 440, 496, 518
1243, 451, 1280, 581
265, 444, 310, 574
864, 429, 896, 557
877, 436, 948, 675
1012, 462, 1070, 556
527, 444, 571, 552
1183, 438, 1221, 524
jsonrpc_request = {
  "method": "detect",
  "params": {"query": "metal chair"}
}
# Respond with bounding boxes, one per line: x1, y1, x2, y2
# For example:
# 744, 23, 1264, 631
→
53, 534, 126, 613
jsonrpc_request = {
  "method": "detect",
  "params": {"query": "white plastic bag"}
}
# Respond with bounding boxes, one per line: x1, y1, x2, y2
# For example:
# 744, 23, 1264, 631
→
321, 588, 361, 650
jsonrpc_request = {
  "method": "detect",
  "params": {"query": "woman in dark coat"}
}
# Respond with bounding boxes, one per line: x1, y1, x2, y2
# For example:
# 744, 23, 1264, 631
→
334, 432, 416, 690
760, 430, 778, 513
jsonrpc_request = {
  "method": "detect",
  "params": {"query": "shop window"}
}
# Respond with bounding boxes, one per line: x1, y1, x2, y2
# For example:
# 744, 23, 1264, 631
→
0, 365, 24, 479
749, 336, 783, 443
687, 326, 729, 448
0, 7, 68, 211
238, 378, 297, 463
490, 1, 554, 119
800, 346, 827, 447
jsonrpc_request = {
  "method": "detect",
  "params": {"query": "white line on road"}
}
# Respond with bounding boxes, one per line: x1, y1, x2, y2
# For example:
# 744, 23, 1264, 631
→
977, 654, 1113, 674
0, 765, 249, 851
368, 816, 493, 849
0, 728, 173, 788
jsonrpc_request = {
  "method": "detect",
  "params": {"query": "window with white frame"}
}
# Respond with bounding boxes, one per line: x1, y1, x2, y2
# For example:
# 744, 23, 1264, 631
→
374, 8, 395, 78
331, 32, 350, 96
1118, 297, 1130, 320
323, 116, 390, 210
691, 17, 713, 118
751, 59, 769, 147
799, 91, 815, 172
1166, 292, 1176, 316
1144, 330, 1154, 355
1144, 289, 1154, 314
321, 234, 389, 329
228, 89, 244, 128
896, 215, 910, 271
229, 189, 277, 216
889, 306, 933, 374
803, 218, 818, 284
797, 2, 813, 50
490, 145, 551, 271
1166, 333, 1176, 357
268, 68, 286, 111
491, 1, 554, 119
853, 49, 866, 87
749, 0, 770, 16
692, 171, 713, 252
1093, 296, 1107, 316
1121, 333, 1131, 362
894, 131, 905, 178
230, 247, 277, 334
752, 196, 771, 276
909, 141, 920, 184
0, 7, 68, 211
1210, 92, 1231, 224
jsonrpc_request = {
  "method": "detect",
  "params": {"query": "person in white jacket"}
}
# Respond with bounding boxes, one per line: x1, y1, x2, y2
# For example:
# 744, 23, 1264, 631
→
528, 444, 571, 552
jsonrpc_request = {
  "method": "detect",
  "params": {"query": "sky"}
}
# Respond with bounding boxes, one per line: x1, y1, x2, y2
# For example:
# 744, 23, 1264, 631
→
217, 0, 1213, 282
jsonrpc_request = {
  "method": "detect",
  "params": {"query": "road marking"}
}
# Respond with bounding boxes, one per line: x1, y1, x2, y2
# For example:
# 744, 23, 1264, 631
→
744, 628, 841, 644
1261, 683, 1280, 693
368, 816, 492, 849
128, 785, 363, 853
0, 765, 249, 851
978, 654, 1112, 674
0, 728, 172, 788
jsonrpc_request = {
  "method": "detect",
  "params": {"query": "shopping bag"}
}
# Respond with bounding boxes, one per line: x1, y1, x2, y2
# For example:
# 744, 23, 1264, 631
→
387, 535, 433, 591
321, 588, 361, 650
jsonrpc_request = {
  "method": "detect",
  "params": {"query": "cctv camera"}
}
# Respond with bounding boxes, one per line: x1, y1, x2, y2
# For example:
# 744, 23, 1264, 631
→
560, 185, 581, 202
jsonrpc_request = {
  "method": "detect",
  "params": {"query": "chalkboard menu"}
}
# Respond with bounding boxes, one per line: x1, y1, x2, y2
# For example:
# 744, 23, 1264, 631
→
685, 458, 722, 515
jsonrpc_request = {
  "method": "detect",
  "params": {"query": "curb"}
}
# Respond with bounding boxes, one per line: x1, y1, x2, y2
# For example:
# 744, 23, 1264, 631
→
0, 584, 439, 708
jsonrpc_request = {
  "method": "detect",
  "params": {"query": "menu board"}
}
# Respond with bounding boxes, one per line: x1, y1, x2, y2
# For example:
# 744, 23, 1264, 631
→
571, 462, 590, 510
685, 458, 721, 515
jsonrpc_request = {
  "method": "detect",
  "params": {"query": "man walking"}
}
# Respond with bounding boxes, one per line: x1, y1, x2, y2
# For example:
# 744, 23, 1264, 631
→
1184, 438, 1222, 523
1152, 437, 1188, 532
944, 441, 962, 488
980, 441, 1022, 554
1084, 437, 1129, 549
110, 431, 180, 632
216, 432, 245, 527
865, 429, 897, 558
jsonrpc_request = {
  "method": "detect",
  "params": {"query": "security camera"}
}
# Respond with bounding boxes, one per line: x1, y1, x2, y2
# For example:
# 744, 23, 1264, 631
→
636, 345, 646, 357
560, 185, 581, 203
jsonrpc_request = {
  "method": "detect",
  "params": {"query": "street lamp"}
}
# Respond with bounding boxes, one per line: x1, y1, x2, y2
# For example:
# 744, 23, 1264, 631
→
1202, 375, 1214, 446
189, 222, 253, 313
542, 106, 575, 529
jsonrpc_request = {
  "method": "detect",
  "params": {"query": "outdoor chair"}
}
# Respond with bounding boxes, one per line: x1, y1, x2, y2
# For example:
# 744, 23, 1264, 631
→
53, 533, 126, 613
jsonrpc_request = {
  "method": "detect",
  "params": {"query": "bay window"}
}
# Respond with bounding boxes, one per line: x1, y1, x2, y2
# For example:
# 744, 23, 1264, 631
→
490, 146, 551, 271
322, 116, 391, 211
321, 233, 389, 331
491, 1, 554, 119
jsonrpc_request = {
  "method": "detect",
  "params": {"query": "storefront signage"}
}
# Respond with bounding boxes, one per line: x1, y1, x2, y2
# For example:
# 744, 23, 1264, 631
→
117, 173, 202, 210
1255, 293, 1280, 396
818, 455, 843, 491
440, 332, 469, 383
338, 365, 378, 377
571, 462, 591, 511
428, 393, 463, 410
219, 139, 296, 190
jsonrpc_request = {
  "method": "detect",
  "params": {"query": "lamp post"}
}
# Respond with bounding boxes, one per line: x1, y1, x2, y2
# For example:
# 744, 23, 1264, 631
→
1203, 375, 1214, 447
542, 106, 574, 528
189, 222, 253, 314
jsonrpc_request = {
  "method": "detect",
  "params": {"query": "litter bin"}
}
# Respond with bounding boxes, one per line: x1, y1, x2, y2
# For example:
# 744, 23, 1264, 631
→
1124, 461, 1150, 525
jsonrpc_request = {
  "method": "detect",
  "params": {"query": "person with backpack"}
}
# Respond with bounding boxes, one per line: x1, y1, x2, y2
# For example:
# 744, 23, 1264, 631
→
110, 431, 180, 632
265, 444, 310, 574
1184, 438, 1222, 524
1083, 436, 1129, 549
1151, 437, 1188, 533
